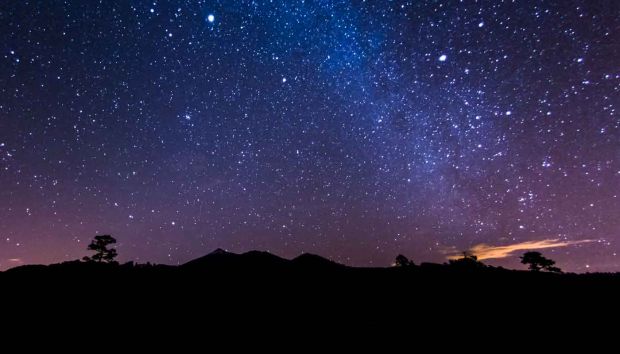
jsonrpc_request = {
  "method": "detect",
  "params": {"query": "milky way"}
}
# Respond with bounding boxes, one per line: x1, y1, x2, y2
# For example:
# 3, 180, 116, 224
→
1, 0, 618, 272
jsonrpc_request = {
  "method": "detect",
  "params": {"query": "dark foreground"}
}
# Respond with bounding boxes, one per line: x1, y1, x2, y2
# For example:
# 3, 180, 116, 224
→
2, 249, 619, 337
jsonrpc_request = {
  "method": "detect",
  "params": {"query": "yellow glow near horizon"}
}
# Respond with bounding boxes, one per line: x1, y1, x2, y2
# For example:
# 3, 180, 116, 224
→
446, 238, 596, 261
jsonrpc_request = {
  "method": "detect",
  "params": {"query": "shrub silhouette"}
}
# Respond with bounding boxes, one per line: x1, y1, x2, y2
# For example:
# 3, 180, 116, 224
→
83, 235, 118, 264
394, 254, 414, 267
520, 251, 561, 273
448, 251, 485, 269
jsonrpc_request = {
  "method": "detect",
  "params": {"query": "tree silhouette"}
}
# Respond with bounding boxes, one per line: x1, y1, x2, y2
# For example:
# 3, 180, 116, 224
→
394, 254, 414, 267
83, 235, 118, 264
520, 251, 561, 273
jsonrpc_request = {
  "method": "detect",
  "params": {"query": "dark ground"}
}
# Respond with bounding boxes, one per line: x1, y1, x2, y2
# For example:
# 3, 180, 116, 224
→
2, 249, 618, 340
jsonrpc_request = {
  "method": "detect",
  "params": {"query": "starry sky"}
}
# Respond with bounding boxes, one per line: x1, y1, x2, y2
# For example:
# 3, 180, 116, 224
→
1, 0, 618, 272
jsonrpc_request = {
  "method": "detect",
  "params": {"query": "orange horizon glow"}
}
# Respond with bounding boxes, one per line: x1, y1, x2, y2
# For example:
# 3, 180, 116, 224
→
445, 238, 597, 261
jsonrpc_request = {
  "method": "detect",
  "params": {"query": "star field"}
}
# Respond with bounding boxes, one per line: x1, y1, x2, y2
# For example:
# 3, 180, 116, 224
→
0, 0, 618, 272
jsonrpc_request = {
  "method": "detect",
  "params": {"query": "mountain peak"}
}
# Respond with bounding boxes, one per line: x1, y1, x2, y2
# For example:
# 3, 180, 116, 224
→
209, 248, 231, 255
181, 248, 238, 267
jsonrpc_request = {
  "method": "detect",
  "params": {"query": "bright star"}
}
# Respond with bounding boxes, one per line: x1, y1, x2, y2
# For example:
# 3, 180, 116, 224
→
207, 14, 215, 23
439, 54, 447, 62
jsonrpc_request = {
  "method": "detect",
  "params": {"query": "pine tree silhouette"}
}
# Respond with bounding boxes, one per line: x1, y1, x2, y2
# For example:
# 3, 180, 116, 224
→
83, 235, 118, 264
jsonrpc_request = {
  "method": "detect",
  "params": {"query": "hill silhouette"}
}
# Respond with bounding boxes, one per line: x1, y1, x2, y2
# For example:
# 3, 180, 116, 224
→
181, 248, 291, 270
2, 249, 619, 331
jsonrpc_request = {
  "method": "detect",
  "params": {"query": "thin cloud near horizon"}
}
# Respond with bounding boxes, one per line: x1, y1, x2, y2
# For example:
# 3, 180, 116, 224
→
445, 238, 597, 261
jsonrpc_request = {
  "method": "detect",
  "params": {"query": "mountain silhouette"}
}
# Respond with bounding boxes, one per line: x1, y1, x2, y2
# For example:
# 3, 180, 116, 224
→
1, 248, 619, 332
182, 249, 290, 271
291, 253, 346, 270
181, 248, 240, 268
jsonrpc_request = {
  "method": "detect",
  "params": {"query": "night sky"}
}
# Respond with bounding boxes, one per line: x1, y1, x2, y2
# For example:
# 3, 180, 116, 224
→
1, 0, 618, 272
